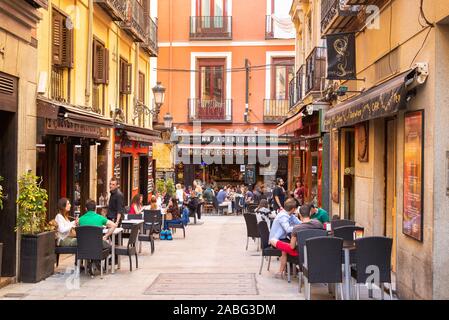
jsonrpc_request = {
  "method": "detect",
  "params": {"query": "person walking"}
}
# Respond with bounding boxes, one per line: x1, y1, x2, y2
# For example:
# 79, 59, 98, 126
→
107, 177, 125, 224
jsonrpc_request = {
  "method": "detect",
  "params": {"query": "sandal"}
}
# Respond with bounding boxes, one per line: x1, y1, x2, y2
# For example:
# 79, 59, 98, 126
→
274, 272, 286, 280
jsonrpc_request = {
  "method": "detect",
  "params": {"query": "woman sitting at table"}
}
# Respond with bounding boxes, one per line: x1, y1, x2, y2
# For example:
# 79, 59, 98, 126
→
55, 198, 78, 247
150, 195, 159, 210
163, 197, 182, 230
129, 194, 143, 214
254, 199, 272, 226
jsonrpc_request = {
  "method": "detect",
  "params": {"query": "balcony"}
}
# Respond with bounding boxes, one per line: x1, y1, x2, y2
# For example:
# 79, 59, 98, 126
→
190, 16, 232, 40
142, 16, 158, 57
96, 0, 128, 22
120, 0, 146, 42
26, 0, 48, 9
305, 47, 327, 96
188, 99, 232, 122
265, 15, 294, 40
264, 99, 289, 123
321, 0, 389, 36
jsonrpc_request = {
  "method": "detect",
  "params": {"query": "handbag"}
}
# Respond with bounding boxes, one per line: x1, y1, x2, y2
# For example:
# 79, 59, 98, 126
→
165, 212, 173, 221
69, 228, 76, 238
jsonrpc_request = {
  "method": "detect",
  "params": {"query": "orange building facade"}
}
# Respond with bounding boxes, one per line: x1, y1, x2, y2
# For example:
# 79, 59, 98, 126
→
157, 0, 295, 187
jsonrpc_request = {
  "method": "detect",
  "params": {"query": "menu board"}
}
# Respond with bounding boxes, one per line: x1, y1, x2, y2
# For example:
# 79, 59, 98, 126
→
293, 157, 301, 178
403, 111, 424, 241
113, 142, 121, 181
148, 156, 154, 194
331, 129, 340, 203
133, 156, 139, 190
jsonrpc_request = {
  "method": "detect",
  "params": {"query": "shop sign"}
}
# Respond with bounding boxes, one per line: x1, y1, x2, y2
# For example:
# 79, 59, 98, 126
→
133, 156, 139, 190
403, 110, 424, 242
148, 158, 154, 194
45, 118, 101, 138
331, 129, 340, 204
326, 32, 357, 80
113, 142, 121, 181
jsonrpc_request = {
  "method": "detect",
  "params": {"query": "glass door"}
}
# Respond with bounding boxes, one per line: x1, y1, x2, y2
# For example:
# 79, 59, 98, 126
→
198, 0, 226, 31
272, 58, 295, 100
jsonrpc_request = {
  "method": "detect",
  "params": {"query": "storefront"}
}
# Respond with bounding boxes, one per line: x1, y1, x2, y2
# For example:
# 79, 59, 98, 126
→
36, 97, 112, 218
174, 132, 289, 188
278, 103, 330, 209
113, 123, 161, 206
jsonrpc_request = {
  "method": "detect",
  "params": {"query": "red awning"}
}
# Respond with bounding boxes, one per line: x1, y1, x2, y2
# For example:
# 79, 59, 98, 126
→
277, 112, 303, 136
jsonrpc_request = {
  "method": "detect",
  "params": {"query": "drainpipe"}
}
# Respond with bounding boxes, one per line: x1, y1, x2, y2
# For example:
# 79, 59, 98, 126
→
135, 42, 140, 125
85, 0, 94, 105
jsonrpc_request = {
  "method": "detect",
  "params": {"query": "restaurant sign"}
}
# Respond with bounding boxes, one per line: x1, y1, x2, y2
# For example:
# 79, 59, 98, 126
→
326, 32, 356, 80
45, 118, 101, 138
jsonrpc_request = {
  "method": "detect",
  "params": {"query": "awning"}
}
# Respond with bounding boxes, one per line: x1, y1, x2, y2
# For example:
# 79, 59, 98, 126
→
324, 69, 419, 130
37, 96, 114, 128
277, 111, 303, 136
115, 122, 162, 143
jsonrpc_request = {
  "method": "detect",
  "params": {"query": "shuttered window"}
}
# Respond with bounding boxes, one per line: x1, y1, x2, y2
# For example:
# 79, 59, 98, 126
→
93, 39, 109, 85
120, 58, 132, 95
138, 72, 145, 103
0, 72, 18, 113
52, 9, 74, 68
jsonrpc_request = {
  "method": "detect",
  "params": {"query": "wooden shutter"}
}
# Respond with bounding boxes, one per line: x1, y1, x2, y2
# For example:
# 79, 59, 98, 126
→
119, 59, 126, 94
0, 72, 18, 113
104, 48, 110, 85
52, 11, 63, 66
93, 40, 105, 84
61, 17, 74, 68
138, 72, 145, 103
125, 63, 132, 94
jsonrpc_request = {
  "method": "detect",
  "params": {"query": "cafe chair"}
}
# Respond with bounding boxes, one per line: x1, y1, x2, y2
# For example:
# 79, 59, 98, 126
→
166, 207, 190, 239
75, 226, 111, 278
247, 204, 258, 214
333, 226, 365, 241
331, 219, 355, 230
128, 213, 143, 220
55, 244, 77, 267
303, 236, 344, 300
257, 221, 282, 275
351, 236, 393, 300
294, 229, 328, 293
115, 224, 139, 271
139, 210, 160, 254
243, 213, 260, 251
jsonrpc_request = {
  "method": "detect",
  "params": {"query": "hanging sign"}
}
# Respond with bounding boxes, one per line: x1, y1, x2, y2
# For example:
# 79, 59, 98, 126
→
326, 32, 356, 80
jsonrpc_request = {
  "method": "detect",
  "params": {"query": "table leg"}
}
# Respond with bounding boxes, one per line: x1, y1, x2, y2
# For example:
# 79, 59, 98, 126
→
344, 249, 351, 300
139, 224, 143, 253
118, 232, 122, 269
111, 234, 116, 274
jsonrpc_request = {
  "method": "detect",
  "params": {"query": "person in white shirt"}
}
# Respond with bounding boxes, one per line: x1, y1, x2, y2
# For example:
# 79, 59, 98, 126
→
55, 198, 78, 246
176, 183, 184, 206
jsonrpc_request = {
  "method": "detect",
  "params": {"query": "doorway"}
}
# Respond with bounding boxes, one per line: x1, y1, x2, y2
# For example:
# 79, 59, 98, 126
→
121, 155, 132, 206
139, 155, 149, 205
385, 118, 397, 272
343, 129, 355, 221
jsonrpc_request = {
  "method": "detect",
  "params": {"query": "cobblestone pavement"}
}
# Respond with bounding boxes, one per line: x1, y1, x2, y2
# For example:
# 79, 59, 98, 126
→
0, 215, 391, 300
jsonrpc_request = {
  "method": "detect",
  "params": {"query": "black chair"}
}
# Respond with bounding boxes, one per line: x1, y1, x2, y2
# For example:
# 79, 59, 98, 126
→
139, 210, 160, 254
331, 219, 355, 230
257, 221, 282, 275
75, 226, 111, 277
303, 236, 344, 300
55, 244, 77, 267
243, 213, 260, 251
351, 236, 393, 300
247, 204, 258, 214
166, 207, 189, 238
294, 229, 328, 292
115, 224, 139, 271
128, 214, 143, 220
333, 225, 365, 241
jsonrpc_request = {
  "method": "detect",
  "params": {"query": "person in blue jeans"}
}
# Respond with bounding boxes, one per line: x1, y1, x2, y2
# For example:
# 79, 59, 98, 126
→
164, 199, 189, 230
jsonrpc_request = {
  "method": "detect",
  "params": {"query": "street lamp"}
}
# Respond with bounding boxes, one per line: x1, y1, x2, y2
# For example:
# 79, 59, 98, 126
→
163, 112, 173, 129
152, 81, 166, 118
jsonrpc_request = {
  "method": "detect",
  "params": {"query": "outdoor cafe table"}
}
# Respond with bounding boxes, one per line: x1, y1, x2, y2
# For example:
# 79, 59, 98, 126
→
103, 227, 123, 274
343, 240, 356, 300
121, 219, 144, 253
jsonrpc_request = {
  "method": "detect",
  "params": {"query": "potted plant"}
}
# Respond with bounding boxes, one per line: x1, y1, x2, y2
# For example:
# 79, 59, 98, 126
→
16, 172, 55, 283
165, 179, 175, 197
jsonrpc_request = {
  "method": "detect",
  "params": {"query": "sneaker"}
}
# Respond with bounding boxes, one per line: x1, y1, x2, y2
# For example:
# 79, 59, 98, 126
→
166, 231, 173, 240
160, 230, 167, 240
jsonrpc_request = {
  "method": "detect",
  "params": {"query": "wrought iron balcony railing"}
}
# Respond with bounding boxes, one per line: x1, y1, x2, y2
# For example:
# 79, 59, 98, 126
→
190, 16, 232, 40
26, 0, 48, 9
289, 78, 297, 109
120, 0, 146, 42
188, 99, 232, 122
305, 47, 327, 95
264, 99, 289, 123
142, 16, 158, 57
96, 0, 128, 22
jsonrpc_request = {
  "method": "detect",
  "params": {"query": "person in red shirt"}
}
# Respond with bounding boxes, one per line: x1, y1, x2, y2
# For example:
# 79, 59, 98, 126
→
129, 194, 143, 214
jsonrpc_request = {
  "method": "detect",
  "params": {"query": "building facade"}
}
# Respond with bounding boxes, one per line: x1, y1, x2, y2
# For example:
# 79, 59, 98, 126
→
285, 0, 449, 299
157, 0, 295, 188
36, 0, 160, 216
0, 0, 46, 283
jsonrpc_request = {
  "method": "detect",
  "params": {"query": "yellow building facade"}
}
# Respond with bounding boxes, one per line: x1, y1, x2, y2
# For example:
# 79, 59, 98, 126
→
287, 0, 449, 299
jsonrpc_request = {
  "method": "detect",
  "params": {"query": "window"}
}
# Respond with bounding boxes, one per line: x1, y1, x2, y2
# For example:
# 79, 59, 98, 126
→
119, 58, 132, 122
198, 0, 226, 28
271, 57, 294, 100
93, 39, 109, 85
198, 58, 225, 102
138, 72, 145, 127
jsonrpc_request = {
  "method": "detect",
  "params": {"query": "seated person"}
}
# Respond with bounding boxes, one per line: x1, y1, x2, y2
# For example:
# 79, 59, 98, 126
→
164, 197, 182, 229
271, 204, 324, 265
55, 198, 78, 247
187, 192, 199, 218
203, 186, 214, 203
254, 199, 272, 228
149, 195, 159, 210
129, 194, 143, 215
310, 203, 330, 224
79, 199, 117, 248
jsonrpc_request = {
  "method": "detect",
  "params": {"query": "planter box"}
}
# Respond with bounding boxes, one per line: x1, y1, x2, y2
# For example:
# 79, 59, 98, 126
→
20, 231, 56, 283
0, 242, 3, 277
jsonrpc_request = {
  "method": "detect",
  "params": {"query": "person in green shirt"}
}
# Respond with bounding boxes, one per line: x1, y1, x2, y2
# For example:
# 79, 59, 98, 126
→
310, 203, 330, 224
79, 199, 117, 243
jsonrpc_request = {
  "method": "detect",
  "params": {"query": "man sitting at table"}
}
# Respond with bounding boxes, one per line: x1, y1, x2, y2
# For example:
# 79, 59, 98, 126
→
310, 203, 330, 224
79, 199, 117, 248
270, 204, 323, 279
268, 198, 301, 279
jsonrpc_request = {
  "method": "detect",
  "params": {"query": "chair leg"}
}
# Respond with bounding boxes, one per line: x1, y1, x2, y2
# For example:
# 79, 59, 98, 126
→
287, 263, 291, 283
298, 272, 303, 293
84, 260, 88, 275
100, 260, 104, 278
183, 226, 185, 238
381, 283, 385, 300
259, 255, 264, 275
246, 237, 249, 251
389, 284, 393, 300
150, 237, 155, 254
267, 256, 272, 271
56, 254, 60, 267
357, 283, 361, 300
340, 283, 344, 300
135, 253, 138, 269
256, 239, 260, 252
129, 254, 132, 271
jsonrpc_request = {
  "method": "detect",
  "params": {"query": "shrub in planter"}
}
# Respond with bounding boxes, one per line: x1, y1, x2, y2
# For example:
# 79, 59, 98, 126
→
16, 172, 55, 283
